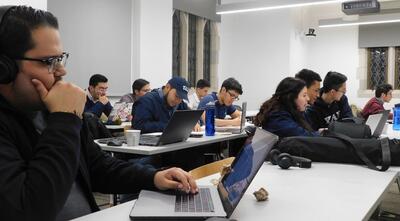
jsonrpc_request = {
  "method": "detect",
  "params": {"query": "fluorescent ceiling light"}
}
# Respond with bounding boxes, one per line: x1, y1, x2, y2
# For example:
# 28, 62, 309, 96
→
319, 12, 400, 27
216, 0, 343, 15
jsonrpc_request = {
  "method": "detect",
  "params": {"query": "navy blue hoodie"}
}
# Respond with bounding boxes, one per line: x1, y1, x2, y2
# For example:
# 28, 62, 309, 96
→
262, 110, 318, 138
306, 95, 353, 130
132, 88, 188, 133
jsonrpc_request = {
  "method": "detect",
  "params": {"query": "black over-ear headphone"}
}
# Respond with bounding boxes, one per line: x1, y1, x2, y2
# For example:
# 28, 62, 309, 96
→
269, 149, 312, 169
0, 5, 18, 84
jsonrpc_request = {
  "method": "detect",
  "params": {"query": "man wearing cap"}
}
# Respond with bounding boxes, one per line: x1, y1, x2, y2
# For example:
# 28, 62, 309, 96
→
306, 71, 353, 130
132, 77, 199, 133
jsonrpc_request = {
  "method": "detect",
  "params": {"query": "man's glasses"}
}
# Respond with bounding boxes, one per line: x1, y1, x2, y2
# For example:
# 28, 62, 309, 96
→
227, 90, 240, 101
140, 88, 151, 93
15, 52, 69, 73
335, 89, 346, 94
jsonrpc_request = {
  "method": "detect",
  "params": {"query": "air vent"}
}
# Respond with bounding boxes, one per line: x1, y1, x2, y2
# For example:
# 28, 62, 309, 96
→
342, 0, 380, 15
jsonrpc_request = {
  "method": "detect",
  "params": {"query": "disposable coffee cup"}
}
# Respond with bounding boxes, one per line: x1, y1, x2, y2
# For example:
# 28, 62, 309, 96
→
125, 129, 141, 146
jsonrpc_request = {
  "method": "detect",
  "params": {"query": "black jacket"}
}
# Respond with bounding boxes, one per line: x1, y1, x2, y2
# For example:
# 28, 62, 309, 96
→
0, 96, 157, 221
306, 95, 353, 130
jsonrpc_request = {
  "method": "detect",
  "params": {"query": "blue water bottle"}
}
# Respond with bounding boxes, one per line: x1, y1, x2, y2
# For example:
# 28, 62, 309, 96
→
205, 101, 215, 136
393, 104, 400, 131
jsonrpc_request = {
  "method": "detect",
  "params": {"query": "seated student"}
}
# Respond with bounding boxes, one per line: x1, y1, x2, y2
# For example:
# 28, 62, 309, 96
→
0, 5, 197, 221
361, 83, 393, 120
133, 76, 199, 133
120, 78, 151, 103
198, 78, 243, 127
295, 69, 322, 105
306, 71, 353, 130
187, 79, 210, 110
84, 74, 113, 118
254, 77, 318, 138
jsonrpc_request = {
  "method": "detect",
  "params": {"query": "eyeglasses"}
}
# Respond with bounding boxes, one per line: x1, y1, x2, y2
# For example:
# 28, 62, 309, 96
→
227, 90, 240, 101
15, 52, 69, 73
335, 89, 346, 94
140, 88, 151, 93
97, 87, 108, 92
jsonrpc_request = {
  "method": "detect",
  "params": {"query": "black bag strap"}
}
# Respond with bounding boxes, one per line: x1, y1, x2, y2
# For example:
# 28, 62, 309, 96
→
324, 131, 391, 171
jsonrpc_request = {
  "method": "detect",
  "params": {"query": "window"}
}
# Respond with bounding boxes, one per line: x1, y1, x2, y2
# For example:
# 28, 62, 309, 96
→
188, 14, 197, 87
172, 11, 180, 77
203, 20, 211, 82
367, 47, 388, 90
171, 11, 219, 90
396, 47, 400, 89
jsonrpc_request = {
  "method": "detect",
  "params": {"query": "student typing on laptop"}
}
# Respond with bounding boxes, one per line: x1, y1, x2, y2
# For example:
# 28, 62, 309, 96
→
198, 78, 243, 127
133, 76, 200, 133
361, 83, 393, 120
0, 6, 198, 220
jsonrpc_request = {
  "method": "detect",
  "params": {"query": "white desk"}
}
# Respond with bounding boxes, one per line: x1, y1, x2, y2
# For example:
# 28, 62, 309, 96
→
96, 132, 247, 155
73, 162, 400, 221
381, 123, 400, 139
105, 122, 131, 130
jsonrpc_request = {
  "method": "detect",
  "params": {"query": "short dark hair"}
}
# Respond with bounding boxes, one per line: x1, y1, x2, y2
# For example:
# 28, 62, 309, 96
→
295, 69, 322, 88
322, 71, 347, 93
375, 83, 393, 97
220, 77, 243, 95
89, 74, 108, 87
0, 6, 58, 58
196, 79, 210, 89
132, 78, 149, 93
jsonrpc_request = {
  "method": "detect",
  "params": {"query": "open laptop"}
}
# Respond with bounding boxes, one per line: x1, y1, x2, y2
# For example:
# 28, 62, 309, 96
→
106, 102, 133, 123
365, 110, 390, 138
215, 102, 247, 134
98, 109, 203, 146
130, 128, 278, 220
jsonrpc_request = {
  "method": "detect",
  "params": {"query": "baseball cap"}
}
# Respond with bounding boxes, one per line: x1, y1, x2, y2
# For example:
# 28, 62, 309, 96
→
168, 77, 190, 101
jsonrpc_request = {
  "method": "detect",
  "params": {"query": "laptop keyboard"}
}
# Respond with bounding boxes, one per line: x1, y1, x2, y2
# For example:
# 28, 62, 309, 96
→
174, 188, 214, 213
139, 135, 160, 145
97, 136, 126, 144
97, 136, 159, 146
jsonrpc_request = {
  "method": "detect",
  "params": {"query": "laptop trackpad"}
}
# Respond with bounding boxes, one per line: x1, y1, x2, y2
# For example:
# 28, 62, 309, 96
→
131, 187, 226, 218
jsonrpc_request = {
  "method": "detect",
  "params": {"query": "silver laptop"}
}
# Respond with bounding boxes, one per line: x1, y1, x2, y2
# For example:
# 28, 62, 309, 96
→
365, 110, 390, 138
130, 128, 278, 220
98, 109, 203, 146
215, 102, 247, 134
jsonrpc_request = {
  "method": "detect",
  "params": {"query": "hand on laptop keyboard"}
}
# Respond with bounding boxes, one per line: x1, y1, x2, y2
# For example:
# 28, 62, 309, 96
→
154, 167, 198, 194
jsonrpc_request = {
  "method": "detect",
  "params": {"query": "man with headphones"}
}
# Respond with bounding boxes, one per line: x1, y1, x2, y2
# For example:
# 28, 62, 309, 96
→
0, 5, 197, 221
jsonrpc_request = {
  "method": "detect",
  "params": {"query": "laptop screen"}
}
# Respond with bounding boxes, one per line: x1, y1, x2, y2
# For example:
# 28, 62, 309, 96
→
108, 102, 133, 122
239, 102, 247, 132
365, 110, 390, 137
217, 128, 278, 217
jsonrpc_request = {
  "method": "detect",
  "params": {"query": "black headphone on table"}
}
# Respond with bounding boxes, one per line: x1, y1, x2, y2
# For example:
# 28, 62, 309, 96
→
0, 5, 18, 84
269, 149, 312, 169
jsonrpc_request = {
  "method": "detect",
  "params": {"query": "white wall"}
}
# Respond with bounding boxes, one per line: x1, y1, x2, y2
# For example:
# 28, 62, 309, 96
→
219, 2, 398, 111
48, 0, 132, 96
219, 9, 293, 110
0, 0, 46, 9
133, 0, 173, 89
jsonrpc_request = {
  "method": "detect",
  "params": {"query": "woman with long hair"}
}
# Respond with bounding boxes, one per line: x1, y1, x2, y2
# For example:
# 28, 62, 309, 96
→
254, 77, 318, 138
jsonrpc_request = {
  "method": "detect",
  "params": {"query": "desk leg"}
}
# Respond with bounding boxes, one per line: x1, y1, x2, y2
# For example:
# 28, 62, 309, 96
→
109, 152, 118, 206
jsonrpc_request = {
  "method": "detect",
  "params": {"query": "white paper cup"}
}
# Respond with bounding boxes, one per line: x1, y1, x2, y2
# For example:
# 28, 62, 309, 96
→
125, 129, 141, 146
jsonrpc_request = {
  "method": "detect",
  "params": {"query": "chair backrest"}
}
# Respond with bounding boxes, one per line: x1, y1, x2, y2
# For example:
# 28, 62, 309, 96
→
189, 157, 235, 180
83, 112, 112, 139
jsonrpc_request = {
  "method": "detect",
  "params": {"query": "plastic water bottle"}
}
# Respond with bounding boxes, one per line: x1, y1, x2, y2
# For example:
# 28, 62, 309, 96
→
393, 104, 400, 131
205, 102, 215, 136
